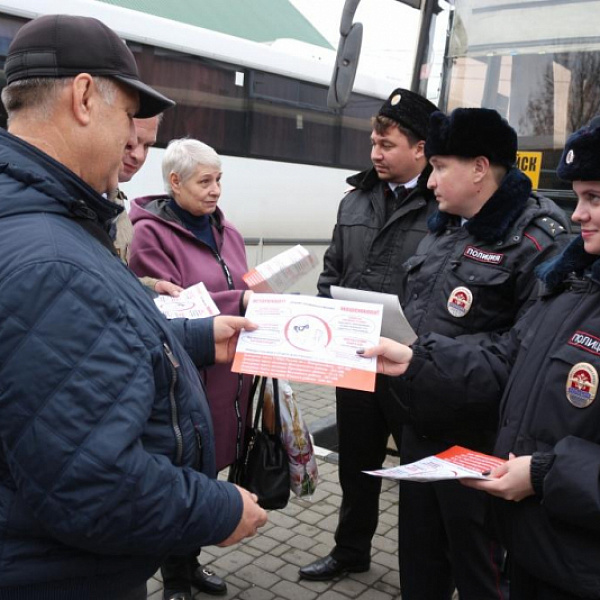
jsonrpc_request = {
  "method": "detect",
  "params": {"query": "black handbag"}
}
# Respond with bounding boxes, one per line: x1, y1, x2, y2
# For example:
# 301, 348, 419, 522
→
228, 377, 291, 510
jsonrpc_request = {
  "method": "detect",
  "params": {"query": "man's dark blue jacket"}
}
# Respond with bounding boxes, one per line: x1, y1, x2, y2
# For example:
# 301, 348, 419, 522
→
0, 129, 242, 596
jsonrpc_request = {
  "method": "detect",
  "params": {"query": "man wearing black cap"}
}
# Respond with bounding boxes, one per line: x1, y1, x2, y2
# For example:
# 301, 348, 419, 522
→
299, 88, 438, 581
0, 14, 266, 599
388, 107, 571, 599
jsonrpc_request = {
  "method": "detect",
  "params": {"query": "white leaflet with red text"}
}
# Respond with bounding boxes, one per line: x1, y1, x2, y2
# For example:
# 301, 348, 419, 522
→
365, 446, 505, 482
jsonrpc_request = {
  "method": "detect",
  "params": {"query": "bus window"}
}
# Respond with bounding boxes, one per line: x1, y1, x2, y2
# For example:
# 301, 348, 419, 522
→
131, 44, 247, 155
441, 0, 600, 208
0, 7, 383, 180
248, 71, 338, 166
129, 42, 378, 171
339, 92, 382, 169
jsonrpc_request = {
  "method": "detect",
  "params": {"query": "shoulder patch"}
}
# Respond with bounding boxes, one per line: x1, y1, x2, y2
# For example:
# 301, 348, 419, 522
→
534, 216, 568, 239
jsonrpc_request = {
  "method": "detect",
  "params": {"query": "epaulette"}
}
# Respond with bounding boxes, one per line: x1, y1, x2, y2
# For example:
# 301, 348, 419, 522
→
534, 215, 568, 238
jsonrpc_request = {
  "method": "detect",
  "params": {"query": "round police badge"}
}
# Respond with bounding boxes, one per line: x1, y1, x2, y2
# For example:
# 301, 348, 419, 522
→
390, 93, 401, 106
566, 149, 574, 164
447, 286, 473, 318
566, 362, 598, 408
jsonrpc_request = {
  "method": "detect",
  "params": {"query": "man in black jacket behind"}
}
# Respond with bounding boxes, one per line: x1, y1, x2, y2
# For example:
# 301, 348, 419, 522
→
299, 88, 438, 581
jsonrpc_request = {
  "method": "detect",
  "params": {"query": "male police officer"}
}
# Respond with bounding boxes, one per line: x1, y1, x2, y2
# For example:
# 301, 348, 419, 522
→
300, 88, 438, 581
392, 108, 571, 599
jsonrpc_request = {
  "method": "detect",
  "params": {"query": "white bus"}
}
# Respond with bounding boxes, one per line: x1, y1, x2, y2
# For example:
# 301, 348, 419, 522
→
0, 0, 393, 292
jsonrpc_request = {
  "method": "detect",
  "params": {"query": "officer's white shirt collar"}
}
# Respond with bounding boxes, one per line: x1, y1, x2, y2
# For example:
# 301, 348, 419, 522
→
388, 174, 419, 193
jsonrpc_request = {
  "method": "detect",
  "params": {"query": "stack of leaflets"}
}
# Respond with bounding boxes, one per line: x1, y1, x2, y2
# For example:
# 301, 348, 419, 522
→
154, 281, 219, 319
365, 446, 506, 482
243, 245, 318, 293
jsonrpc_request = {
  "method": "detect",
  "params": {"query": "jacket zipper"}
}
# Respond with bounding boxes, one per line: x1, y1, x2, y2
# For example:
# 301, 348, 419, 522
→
163, 343, 184, 466
156, 207, 239, 465
211, 248, 245, 461
194, 425, 204, 471
234, 375, 244, 460
212, 249, 234, 289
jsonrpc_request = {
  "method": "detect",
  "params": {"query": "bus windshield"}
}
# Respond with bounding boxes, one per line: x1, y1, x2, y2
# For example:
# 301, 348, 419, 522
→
442, 0, 600, 203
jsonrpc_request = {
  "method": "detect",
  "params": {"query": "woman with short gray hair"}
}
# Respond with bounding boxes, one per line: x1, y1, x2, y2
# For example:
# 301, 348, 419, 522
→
129, 138, 253, 600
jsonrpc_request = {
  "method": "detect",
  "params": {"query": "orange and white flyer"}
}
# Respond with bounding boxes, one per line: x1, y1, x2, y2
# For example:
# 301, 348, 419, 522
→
243, 245, 318, 293
154, 281, 220, 319
365, 446, 506, 482
232, 294, 382, 391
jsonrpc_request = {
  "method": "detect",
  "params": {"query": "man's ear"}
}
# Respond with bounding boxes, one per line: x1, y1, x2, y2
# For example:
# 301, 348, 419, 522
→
71, 73, 95, 126
473, 155, 490, 183
414, 140, 426, 160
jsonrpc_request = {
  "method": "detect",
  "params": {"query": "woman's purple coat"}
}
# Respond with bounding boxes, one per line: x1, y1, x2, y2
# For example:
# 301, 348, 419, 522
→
129, 195, 252, 470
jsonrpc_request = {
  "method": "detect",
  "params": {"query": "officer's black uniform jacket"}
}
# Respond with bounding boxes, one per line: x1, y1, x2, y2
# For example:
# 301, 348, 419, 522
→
318, 166, 436, 298
404, 237, 600, 597
392, 168, 572, 449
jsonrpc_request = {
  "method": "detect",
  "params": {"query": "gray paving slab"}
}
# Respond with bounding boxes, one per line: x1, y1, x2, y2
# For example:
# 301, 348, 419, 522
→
146, 382, 403, 599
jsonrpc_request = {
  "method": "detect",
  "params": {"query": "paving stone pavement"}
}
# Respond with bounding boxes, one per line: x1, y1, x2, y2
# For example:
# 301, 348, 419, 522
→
146, 382, 403, 600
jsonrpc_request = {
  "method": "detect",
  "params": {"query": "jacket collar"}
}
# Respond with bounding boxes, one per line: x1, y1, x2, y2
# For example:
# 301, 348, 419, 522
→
346, 164, 433, 197
0, 129, 121, 225
427, 167, 532, 242
536, 235, 600, 291
133, 195, 225, 232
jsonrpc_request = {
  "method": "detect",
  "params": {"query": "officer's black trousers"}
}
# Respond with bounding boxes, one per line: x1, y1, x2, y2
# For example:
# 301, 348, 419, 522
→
510, 559, 587, 600
331, 378, 403, 564
399, 426, 508, 600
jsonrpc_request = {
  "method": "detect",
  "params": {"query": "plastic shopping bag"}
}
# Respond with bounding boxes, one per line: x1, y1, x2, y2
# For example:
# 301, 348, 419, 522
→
277, 380, 319, 498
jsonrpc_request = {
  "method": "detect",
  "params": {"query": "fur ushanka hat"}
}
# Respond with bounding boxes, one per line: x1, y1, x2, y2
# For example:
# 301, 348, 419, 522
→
425, 107, 517, 168
557, 116, 600, 181
377, 88, 439, 141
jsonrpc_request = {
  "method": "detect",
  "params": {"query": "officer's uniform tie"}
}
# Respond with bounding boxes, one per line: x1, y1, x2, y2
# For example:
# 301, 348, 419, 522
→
385, 185, 409, 221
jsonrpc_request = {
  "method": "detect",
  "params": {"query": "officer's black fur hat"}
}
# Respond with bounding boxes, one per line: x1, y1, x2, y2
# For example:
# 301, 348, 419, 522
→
425, 108, 517, 167
377, 88, 439, 141
557, 116, 600, 181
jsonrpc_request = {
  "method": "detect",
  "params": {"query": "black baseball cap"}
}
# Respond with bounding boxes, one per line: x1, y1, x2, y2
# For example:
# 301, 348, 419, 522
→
4, 14, 175, 118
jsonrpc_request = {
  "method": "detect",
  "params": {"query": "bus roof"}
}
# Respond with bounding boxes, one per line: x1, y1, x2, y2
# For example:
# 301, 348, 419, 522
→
95, 0, 333, 49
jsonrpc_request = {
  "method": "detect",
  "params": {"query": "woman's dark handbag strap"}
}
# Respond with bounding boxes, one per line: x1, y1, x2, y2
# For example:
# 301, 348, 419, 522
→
252, 376, 282, 435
